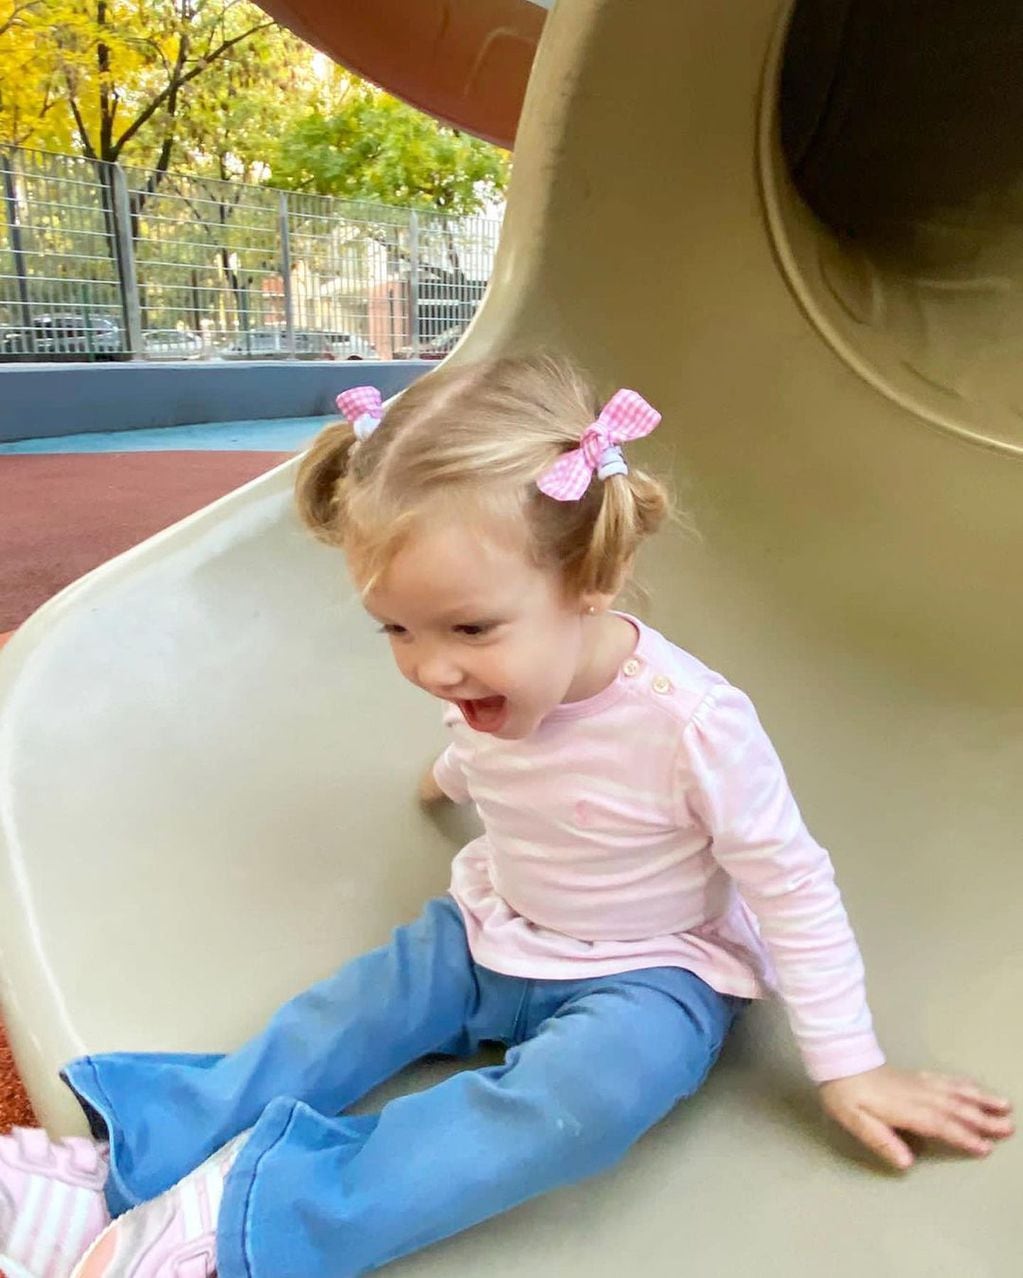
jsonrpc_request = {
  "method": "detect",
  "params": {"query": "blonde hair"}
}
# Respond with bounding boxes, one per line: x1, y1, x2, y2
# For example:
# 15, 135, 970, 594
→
295, 352, 672, 598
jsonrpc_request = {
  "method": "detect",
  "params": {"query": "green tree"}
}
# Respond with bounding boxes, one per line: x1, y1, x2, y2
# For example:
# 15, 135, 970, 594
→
268, 75, 510, 216
174, 26, 311, 184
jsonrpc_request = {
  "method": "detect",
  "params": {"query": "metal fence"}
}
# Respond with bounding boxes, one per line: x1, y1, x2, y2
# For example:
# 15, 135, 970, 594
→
0, 148, 503, 362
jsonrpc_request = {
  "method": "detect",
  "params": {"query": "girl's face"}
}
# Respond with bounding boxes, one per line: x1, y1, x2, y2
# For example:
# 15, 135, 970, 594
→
359, 516, 615, 740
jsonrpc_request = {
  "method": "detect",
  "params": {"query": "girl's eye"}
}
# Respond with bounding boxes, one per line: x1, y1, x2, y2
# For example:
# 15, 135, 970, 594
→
378, 623, 407, 637
455, 623, 497, 638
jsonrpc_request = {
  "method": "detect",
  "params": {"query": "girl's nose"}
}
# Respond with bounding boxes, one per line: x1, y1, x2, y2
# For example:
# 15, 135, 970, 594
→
414, 649, 464, 697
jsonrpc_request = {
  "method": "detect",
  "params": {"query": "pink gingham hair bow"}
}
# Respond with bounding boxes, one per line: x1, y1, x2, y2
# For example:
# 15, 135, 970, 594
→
336, 385, 383, 442
537, 389, 661, 501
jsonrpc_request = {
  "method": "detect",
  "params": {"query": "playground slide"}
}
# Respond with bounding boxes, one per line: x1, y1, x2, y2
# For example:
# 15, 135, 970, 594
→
1, 2, 1021, 1273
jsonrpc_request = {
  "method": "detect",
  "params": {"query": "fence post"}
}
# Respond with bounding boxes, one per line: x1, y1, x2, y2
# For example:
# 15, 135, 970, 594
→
110, 163, 143, 357
1, 150, 32, 339
408, 209, 420, 357
278, 191, 296, 355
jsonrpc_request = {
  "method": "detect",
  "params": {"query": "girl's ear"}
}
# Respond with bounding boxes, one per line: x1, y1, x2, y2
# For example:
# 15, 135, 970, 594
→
579, 551, 634, 614
579, 588, 620, 616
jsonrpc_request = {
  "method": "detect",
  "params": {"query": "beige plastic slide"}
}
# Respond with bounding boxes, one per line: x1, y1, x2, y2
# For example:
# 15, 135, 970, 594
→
1, 2, 1021, 1273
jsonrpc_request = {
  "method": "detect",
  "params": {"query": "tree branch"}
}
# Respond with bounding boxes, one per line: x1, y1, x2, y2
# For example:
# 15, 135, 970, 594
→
130, 134, 174, 221
201, 0, 244, 57
0, 0, 42, 38
126, 22, 189, 213
97, 0, 114, 159
63, 72, 96, 159
111, 19, 274, 156
128, 35, 173, 77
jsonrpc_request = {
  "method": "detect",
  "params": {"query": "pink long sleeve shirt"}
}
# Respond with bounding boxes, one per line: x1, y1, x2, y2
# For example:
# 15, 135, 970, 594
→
434, 615, 885, 1084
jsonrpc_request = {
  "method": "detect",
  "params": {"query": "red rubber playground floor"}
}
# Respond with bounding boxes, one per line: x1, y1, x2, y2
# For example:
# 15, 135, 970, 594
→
0, 449, 291, 640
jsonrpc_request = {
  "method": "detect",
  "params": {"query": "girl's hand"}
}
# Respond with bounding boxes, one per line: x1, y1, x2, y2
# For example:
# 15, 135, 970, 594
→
819, 1065, 1014, 1171
418, 765, 448, 807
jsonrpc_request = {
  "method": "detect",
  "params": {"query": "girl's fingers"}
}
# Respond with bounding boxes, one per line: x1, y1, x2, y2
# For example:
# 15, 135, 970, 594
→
843, 1108, 914, 1171
906, 1093, 1016, 1142
951, 1105, 1015, 1140
928, 1075, 1013, 1113
953, 1088, 1013, 1115
905, 1110, 994, 1156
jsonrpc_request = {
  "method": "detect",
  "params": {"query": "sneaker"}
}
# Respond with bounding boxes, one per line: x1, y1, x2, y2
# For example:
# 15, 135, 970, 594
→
69, 1134, 246, 1278
0, 1126, 110, 1278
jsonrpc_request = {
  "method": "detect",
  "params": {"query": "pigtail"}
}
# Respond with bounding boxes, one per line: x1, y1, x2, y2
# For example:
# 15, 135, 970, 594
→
577, 467, 670, 595
294, 422, 358, 547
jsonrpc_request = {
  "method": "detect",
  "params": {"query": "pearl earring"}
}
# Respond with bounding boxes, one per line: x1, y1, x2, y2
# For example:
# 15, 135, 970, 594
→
586, 605, 597, 615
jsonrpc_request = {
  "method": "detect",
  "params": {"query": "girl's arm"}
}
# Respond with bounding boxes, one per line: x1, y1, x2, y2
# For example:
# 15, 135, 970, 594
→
418, 763, 450, 806
680, 682, 883, 1083
681, 682, 1013, 1169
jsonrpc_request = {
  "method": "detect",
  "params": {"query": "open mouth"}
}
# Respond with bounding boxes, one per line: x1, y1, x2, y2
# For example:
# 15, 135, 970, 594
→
458, 696, 509, 733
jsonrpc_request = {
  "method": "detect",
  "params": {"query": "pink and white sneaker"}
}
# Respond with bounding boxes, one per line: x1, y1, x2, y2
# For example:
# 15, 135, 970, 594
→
0, 1125, 110, 1278
69, 1134, 246, 1278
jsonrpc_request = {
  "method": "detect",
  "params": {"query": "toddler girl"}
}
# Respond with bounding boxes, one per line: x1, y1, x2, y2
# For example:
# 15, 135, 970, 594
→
0, 354, 1013, 1278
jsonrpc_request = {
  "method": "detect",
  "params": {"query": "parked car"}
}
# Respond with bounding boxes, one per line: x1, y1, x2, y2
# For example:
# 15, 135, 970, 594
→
221, 328, 376, 359
395, 322, 467, 361
322, 331, 377, 360
143, 329, 204, 358
1, 313, 122, 358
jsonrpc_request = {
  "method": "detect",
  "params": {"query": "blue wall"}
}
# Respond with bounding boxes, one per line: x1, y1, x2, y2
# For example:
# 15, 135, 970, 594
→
0, 360, 430, 444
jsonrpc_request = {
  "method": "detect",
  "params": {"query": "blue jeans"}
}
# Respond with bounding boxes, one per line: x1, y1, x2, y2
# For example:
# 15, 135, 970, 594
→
63, 897, 745, 1277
